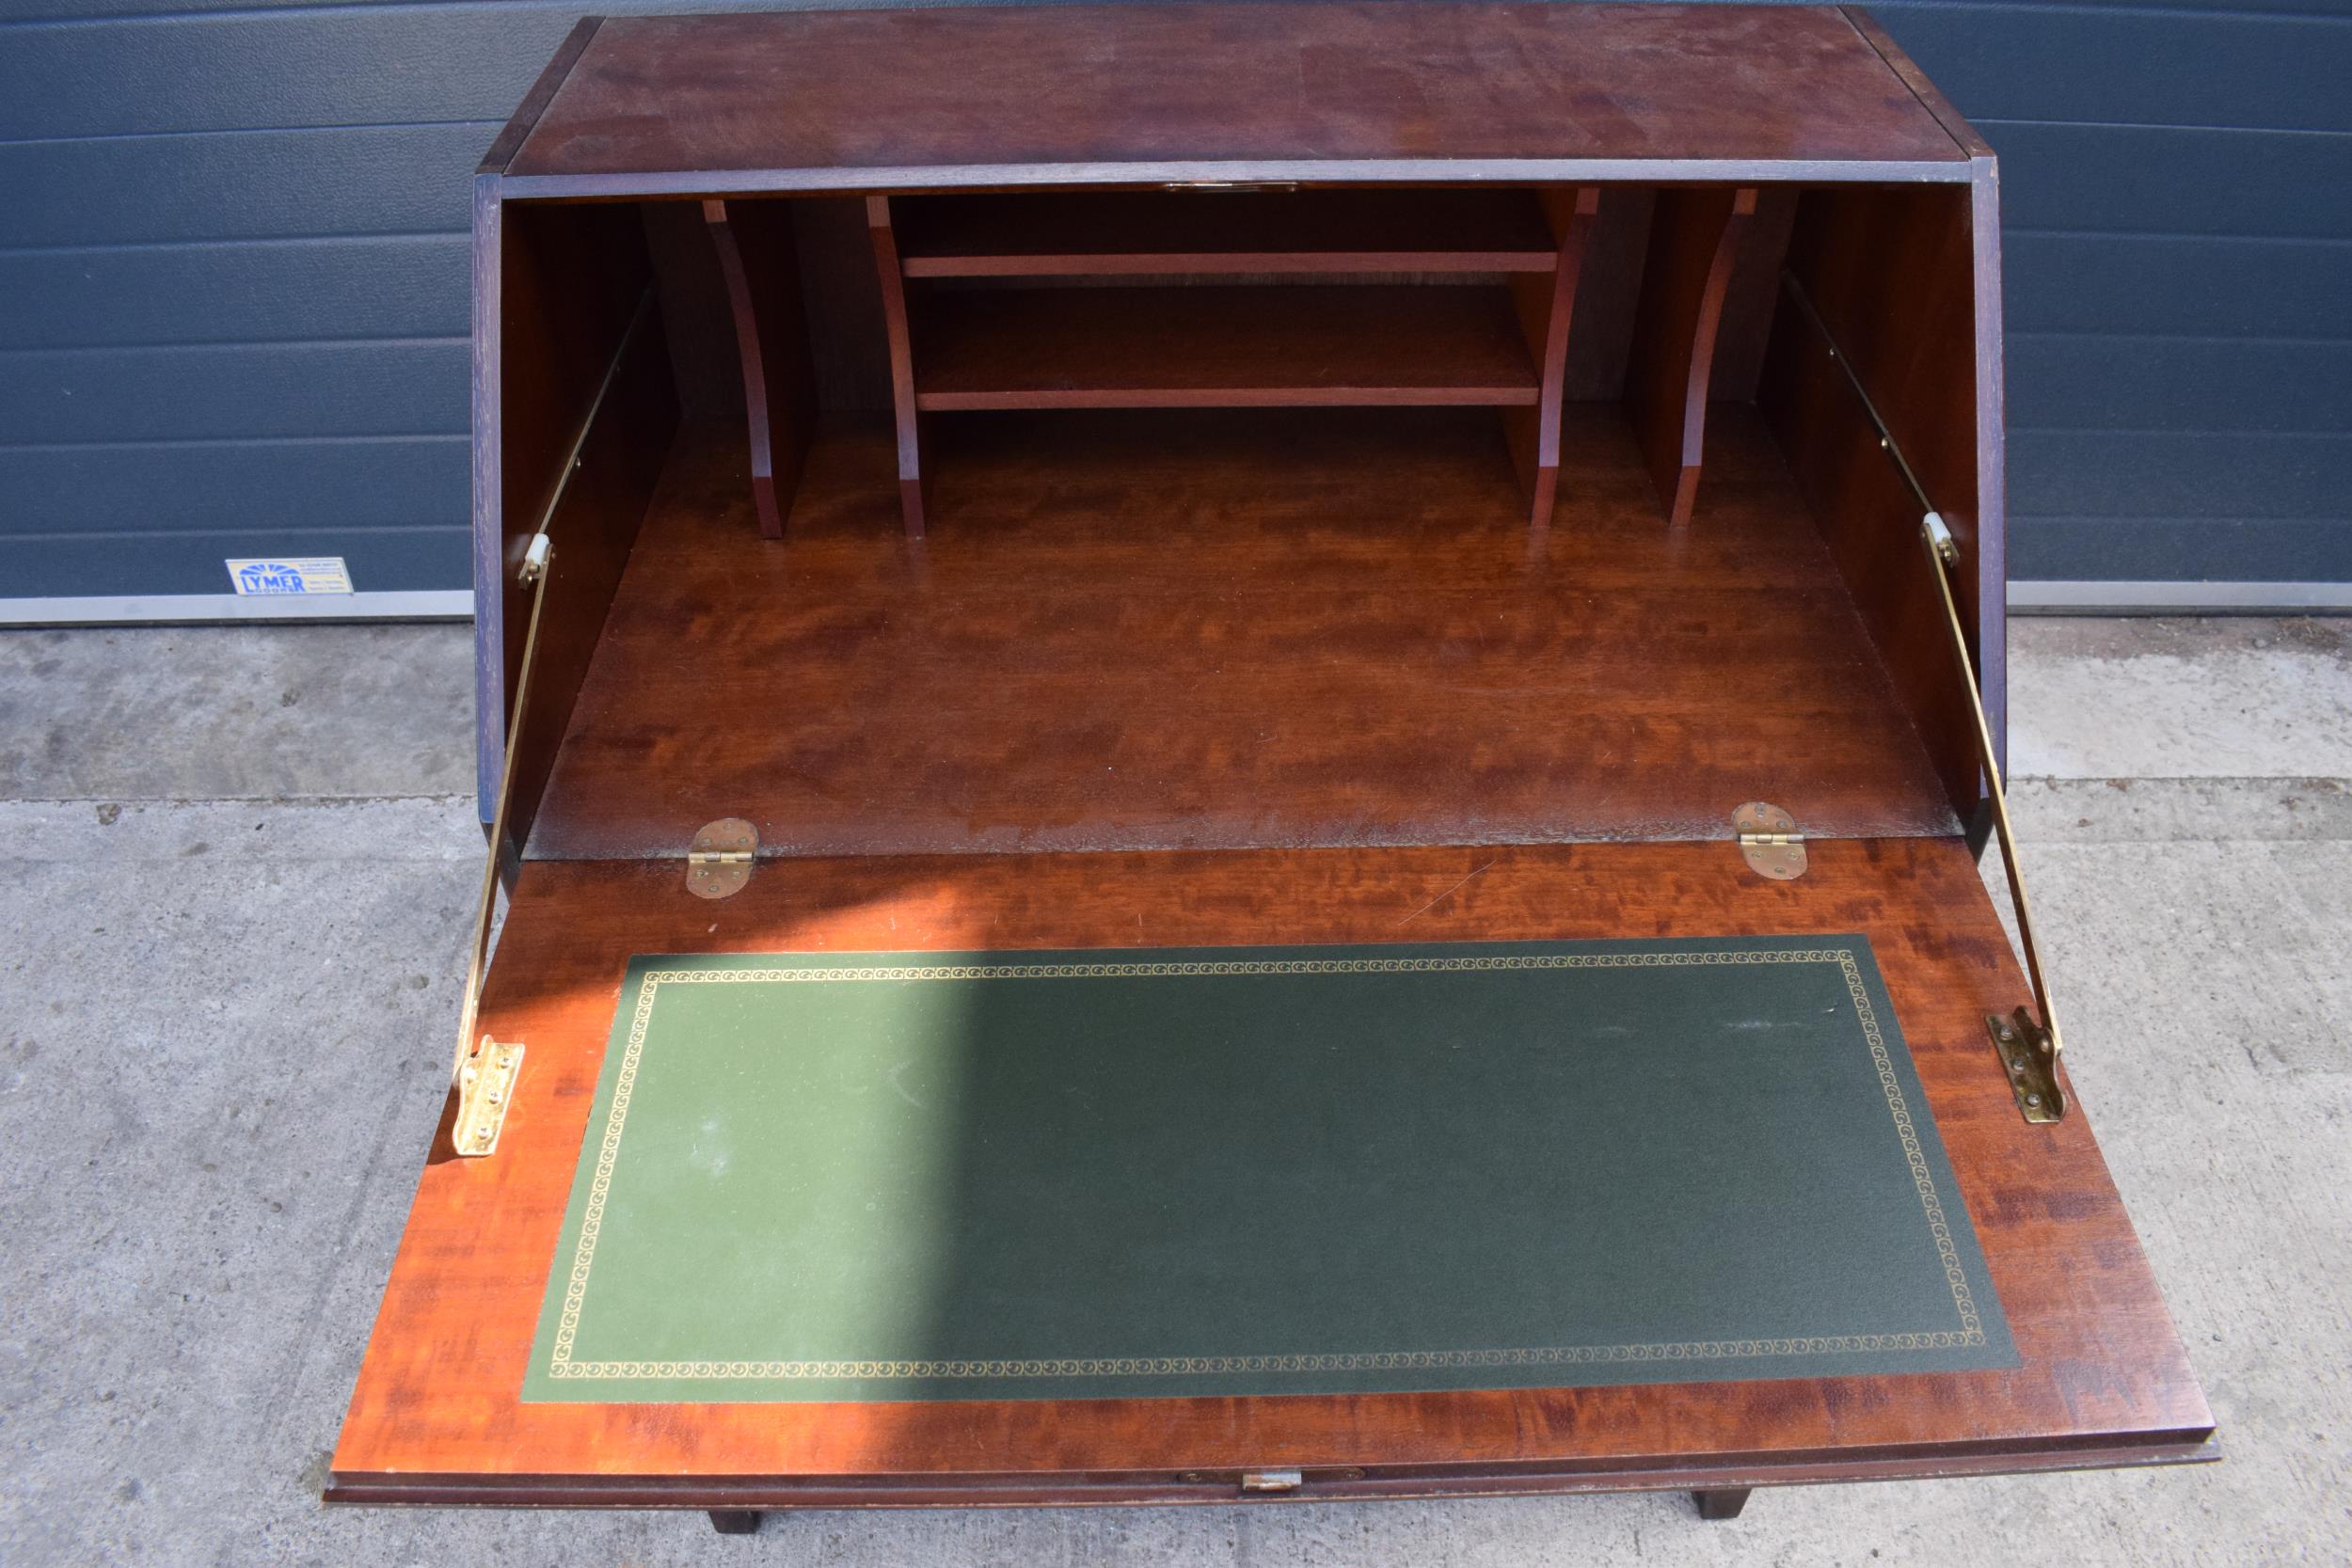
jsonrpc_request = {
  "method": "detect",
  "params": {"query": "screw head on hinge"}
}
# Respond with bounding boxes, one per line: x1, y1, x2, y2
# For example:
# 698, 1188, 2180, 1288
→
1924, 512, 1959, 565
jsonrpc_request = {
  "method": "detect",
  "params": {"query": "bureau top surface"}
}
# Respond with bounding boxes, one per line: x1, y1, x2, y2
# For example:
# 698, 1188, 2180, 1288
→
502, 4, 1972, 189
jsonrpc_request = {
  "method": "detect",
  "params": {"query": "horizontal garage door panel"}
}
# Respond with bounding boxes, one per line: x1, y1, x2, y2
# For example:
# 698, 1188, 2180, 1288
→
1991, 122, 2352, 241
0, 124, 491, 248
2011, 431, 2352, 521
1, 436, 465, 535
2008, 338, 2352, 436
0, 341, 468, 446
2015, 518, 2352, 585
0, 236, 468, 349
2006, 233, 2352, 339
1875, 1, 2351, 132
0, 0, 2344, 599
0, 9, 583, 138
0, 529, 470, 599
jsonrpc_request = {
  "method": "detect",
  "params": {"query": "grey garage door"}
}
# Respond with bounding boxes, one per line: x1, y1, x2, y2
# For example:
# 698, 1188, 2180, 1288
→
2, 0, 2347, 610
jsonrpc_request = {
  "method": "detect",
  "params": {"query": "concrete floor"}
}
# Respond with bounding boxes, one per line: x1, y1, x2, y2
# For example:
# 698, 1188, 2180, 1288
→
1, 617, 2346, 1567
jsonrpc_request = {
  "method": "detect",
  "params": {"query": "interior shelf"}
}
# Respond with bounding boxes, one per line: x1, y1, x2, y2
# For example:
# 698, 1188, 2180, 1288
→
709, 186, 1734, 540
912, 284, 1545, 411
894, 188, 1563, 277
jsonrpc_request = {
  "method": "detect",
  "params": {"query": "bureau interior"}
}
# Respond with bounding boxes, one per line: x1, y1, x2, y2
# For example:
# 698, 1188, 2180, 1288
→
485, 182, 1995, 865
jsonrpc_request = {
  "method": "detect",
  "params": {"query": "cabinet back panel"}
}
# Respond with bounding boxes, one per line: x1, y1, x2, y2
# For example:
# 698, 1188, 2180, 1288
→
525, 404, 1958, 862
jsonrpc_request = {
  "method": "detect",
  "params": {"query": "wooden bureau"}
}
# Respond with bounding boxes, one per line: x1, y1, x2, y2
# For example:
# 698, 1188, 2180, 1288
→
328, 3, 2215, 1531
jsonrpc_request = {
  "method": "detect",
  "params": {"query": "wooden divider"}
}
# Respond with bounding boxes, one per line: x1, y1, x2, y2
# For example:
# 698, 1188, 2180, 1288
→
701, 199, 816, 541
1503, 185, 1601, 536
866, 197, 929, 540
1624, 187, 1756, 530
717, 187, 1769, 543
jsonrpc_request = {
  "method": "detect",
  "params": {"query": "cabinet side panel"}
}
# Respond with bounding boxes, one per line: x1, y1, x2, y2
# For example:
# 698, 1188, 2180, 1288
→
472, 174, 504, 822
1762, 183, 1991, 822
1970, 162, 2008, 775
474, 17, 609, 819
482, 201, 672, 854
1838, 6, 2007, 769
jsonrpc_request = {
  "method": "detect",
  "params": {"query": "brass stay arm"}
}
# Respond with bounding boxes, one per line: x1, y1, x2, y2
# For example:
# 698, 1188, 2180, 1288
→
1781, 272, 2066, 1123
1921, 513, 2066, 1122
449, 287, 653, 1157
449, 531, 550, 1157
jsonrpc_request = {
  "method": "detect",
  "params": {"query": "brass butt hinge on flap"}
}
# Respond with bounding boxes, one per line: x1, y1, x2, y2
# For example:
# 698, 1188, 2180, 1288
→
1779, 269, 2068, 1124
1734, 801, 1807, 880
686, 817, 758, 899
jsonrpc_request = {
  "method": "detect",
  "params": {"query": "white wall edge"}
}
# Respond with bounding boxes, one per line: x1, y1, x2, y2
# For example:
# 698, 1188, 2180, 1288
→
2009, 580, 2352, 614
0, 591, 475, 626
5, 582, 2346, 626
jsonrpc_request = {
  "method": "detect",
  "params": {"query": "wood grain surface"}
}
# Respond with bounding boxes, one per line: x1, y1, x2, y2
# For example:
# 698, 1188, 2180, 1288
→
894, 188, 1563, 277
522, 405, 1962, 862
331, 837, 2211, 1502
702, 198, 816, 540
1624, 187, 1756, 530
913, 285, 1544, 411
1505, 186, 1602, 534
866, 197, 930, 538
470, 198, 653, 820
503, 5, 1968, 189
381, 3, 2210, 1518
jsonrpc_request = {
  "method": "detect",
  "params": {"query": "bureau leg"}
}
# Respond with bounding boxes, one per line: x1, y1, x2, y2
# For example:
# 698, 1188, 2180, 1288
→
1692, 1488, 1750, 1520
708, 1510, 763, 1534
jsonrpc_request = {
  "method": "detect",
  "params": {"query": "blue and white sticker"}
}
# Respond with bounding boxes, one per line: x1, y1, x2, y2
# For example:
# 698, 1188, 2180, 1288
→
225, 557, 354, 596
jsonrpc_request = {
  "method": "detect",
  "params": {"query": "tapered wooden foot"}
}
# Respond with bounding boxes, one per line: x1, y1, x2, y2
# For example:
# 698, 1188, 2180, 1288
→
708, 1509, 763, 1534
1692, 1487, 1750, 1520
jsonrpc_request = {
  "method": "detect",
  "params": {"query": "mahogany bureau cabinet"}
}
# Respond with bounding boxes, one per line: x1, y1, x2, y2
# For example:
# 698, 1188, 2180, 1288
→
328, 2, 2216, 1533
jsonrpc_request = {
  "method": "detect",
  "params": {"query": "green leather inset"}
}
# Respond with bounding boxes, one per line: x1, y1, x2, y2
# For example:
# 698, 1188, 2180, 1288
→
523, 937, 2015, 1403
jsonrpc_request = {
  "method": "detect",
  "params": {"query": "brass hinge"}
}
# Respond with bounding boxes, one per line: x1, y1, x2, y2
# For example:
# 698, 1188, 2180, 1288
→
1734, 801, 1807, 879
686, 817, 758, 899
1989, 1006, 2063, 1125
452, 1037, 524, 1157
